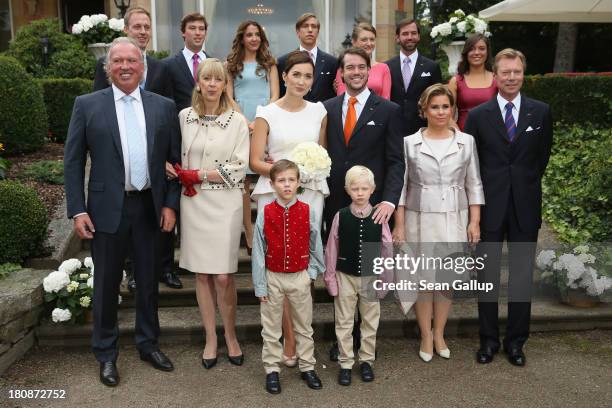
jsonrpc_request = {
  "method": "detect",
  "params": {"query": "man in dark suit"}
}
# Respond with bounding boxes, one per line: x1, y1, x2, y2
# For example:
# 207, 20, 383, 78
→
92, 7, 170, 97
323, 47, 405, 365
277, 13, 337, 102
385, 19, 442, 135
464, 49, 553, 367
64, 37, 181, 386
164, 12, 210, 112
91, 7, 179, 291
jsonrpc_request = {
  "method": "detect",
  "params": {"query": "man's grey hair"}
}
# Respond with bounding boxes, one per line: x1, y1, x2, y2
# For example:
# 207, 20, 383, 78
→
103, 37, 144, 84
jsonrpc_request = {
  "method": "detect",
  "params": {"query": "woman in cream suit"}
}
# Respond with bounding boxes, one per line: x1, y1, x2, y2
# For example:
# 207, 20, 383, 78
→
175, 58, 249, 368
393, 84, 484, 362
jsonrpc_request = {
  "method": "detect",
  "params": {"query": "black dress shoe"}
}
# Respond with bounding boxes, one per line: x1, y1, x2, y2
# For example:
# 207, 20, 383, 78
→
127, 277, 136, 293
160, 272, 183, 289
329, 342, 339, 362
300, 370, 322, 390
201, 357, 217, 369
359, 362, 374, 382
266, 372, 281, 394
505, 348, 526, 366
476, 347, 497, 364
99, 361, 119, 387
338, 368, 351, 386
228, 354, 244, 366
140, 350, 174, 371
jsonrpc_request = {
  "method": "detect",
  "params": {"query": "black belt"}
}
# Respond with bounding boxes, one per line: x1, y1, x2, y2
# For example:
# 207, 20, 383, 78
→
124, 189, 151, 197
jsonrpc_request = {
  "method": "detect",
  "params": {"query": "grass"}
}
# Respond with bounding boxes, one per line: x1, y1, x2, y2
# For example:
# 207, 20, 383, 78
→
18, 160, 64, 185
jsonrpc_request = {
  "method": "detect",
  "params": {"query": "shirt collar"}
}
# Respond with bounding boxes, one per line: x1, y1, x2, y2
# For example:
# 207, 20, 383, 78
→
276, 197, 297, 209
112, 84, 142, 102
400, 49, 418, 65
343, 87, 370, 106
299, 45, 317, 62
183, 47, 205, 62
497, 92, 521, 113
349, 202, 373, 218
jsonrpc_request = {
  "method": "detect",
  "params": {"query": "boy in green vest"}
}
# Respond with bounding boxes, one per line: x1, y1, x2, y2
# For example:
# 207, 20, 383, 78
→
324, 165, 392, 386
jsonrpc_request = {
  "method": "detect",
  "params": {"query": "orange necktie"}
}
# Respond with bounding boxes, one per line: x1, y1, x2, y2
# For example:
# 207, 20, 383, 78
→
344, 97, 358, 145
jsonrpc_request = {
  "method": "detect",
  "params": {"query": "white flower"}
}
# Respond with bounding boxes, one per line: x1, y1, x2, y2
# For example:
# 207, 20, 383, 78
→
71, 23, 83, 34
484, 31, 492, 38
118, 295, 122, 304
87, 276, 94, 288
456, 21, 467, 33
43, 271, 71, 293
573, 245, 590, 254
536, 250, 556, 270
79, 15, 94, 31
437, 22, 453, 37
290, 142, 331, 183
84, 257, 94, 269
108, 18, 125, 31
449, 17, 458, 24
577, 253, 596, 264
540, 270, 553, 280
66, 281, 79, 293
79, 296, 92, 308
556, 253, 586, 284
455, 9, 465, 17
430, 27, 439, 38
58, 258, 82, 274
51, 308, 72, 323
474, 20, 488, 34
79, 273, 89, 280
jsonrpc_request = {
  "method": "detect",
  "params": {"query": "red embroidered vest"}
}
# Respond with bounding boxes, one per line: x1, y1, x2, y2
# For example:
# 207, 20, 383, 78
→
264, 200, 310, 272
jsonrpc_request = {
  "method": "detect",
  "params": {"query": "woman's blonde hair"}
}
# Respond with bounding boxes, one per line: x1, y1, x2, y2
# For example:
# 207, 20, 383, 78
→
345, 165, 375, 188
191, 58, 237, 116
417, 83, 455, 119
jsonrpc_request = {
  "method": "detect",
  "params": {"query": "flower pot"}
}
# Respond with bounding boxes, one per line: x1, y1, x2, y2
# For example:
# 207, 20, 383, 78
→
441, 40, 465, 76
560, 288, 600, 308
83, 309, 94, 323
87, 43, 111, 60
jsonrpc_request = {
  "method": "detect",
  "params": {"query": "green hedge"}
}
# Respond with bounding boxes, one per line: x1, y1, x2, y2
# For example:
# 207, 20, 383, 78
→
0, 56, 48, 155
523, 75, 612, 127
39, 78, 92, 142
0, 180, 48, 264
542, 124, 612, 243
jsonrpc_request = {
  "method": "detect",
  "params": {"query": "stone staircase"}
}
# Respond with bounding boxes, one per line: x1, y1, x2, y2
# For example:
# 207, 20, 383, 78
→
35, 203, 612, 347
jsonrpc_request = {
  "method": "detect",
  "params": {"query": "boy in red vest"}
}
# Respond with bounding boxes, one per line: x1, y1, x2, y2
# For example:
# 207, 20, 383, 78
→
252, 159, 325, 395
324, 165, 392, 386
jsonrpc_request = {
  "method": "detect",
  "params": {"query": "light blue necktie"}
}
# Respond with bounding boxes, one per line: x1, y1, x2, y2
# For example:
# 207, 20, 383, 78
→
122, 95, 148, 190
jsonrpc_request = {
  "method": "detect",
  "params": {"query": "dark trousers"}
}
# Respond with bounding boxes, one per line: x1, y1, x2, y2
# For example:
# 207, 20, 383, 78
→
91, 191, 161, 362
477, 197, 538, 351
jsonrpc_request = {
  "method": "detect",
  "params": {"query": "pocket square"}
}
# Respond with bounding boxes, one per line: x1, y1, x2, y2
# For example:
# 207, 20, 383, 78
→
421, 72, 431, 77
367, 120, 376, 125
526, 126, 533, 132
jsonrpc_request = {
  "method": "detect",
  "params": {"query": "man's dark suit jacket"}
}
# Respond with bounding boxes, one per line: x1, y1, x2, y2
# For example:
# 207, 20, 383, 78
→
323, 92, 405, 228
164, 50, 210, 113
385, 53, 442, 135
277, 48, 338, 102
464, 95, 553, 232
92, 55, 171, 97
64, 87, 181, 234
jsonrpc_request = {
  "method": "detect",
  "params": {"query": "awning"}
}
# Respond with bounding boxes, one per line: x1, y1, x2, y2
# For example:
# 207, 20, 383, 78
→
479, 0, 612, 23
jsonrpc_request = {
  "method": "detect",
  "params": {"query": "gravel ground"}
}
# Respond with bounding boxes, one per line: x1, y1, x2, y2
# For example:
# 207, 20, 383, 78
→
1, 330, 611, 408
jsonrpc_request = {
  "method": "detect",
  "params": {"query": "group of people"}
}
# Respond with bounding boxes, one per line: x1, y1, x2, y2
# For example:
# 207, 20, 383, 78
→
64, 6, 553, 395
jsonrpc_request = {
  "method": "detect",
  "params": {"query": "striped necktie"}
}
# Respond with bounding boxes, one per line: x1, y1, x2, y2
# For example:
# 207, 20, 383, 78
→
504, 102, 517, 142
122, 95, 148, 190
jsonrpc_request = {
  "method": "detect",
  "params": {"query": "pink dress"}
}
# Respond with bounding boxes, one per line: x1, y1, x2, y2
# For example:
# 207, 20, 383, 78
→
456, 74, 497, 131
335, 62, 391, 99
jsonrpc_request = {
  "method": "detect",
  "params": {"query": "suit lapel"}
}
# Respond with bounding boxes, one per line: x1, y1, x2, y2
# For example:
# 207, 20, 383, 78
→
176, 52, 194, 86
102, 88, 124, 164
313, 48, 324, 89
514, 96, 532, 143
144, 55, 155, 90
484, 98, 509, 142
350, 94, 380, 139
331, 95, 345, 147
407, 55, 425, 94
141, 91, 155, 165
388, 56, 403, 94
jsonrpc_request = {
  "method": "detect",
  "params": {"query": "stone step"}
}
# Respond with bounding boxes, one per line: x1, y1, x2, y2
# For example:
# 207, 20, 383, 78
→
35, 296, 612, 347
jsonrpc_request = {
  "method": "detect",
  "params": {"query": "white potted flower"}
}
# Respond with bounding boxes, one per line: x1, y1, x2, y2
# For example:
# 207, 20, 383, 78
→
537, 245, 612, 307
430, 9, 492, 75
71, 14, 124, 59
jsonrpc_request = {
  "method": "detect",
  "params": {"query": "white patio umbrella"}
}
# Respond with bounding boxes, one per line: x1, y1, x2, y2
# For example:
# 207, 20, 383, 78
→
479, 0, 612, 23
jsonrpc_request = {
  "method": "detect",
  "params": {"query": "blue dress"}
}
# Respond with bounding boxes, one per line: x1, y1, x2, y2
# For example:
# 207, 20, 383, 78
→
233, 62, 270, 122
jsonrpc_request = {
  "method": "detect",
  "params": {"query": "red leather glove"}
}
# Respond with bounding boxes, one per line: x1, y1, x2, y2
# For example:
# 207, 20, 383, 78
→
174, 163, 200, 197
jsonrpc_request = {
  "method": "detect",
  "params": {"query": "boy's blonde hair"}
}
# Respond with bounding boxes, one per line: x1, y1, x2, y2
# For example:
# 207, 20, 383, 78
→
345, 165, 375, 188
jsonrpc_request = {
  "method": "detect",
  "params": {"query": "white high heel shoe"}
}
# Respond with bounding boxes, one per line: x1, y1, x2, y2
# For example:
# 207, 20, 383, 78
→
419, 350, 433, 362
436, 347, 451, 359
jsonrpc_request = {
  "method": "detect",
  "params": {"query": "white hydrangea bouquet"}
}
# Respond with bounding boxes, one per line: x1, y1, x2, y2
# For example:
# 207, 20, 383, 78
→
430, 9, 491, 45
289, 142, 331, 191
71, 14, 124, 45
537, 245, 612, 302
43, 257, 124, 324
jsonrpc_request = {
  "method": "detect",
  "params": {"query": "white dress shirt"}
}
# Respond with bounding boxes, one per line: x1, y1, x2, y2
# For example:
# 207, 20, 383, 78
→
400, 49, 419, 86
299, 45, 318, 64
182, 47, 207, 79
497, 92, 521, 125
341, 87, 370, 127
112, 84, 150, 191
